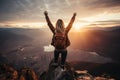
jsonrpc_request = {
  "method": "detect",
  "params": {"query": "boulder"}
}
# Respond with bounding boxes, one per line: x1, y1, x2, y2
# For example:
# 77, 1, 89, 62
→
0, 64, 18, 80
19, 67, 38, 80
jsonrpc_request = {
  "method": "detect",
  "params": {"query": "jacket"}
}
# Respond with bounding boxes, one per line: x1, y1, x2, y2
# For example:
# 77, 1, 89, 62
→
45, 14, 76, 49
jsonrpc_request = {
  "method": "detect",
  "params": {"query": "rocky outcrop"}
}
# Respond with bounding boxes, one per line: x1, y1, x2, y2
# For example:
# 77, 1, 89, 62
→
0, 64, 38, 80
19, 67, 38, 80
0, 62, 116, 80
0, 64, 18, 80
39, 59, 75, 80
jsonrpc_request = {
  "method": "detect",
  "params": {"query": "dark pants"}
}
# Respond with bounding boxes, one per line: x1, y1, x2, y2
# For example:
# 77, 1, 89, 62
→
54, 50, 67, 65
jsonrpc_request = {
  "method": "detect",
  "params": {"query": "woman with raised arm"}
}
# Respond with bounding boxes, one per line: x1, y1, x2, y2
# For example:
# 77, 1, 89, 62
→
44, 11, 76, 69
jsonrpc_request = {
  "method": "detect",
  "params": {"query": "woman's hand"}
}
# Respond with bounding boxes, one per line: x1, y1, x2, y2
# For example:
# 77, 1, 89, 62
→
44, 11, 48, 16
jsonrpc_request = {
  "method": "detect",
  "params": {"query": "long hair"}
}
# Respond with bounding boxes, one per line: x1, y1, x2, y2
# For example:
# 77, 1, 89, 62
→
55, 19, 65, 33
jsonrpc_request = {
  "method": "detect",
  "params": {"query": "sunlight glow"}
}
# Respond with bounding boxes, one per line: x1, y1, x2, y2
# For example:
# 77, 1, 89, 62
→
0, 22, 91, 31
4, 22, 46, 28
1, 11, 120, 31
73, 22, 91, 31
81, 12, 120, 22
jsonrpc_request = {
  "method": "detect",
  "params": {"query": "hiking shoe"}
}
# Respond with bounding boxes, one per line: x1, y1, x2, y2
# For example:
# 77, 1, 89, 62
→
60, 65, 65, 70
61, 68, 66, 72
51, 62, 58, 66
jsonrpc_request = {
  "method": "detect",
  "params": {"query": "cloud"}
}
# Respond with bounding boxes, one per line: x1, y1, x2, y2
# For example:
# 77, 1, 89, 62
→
91, 0, 120, 8
0, 0, 45, 22
0, 0, 120, 24
0, 0, 120, 27
44, 45, 54, 52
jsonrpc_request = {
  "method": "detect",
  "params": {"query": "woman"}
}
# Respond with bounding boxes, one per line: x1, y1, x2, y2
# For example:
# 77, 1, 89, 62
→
44, 11, 76, 69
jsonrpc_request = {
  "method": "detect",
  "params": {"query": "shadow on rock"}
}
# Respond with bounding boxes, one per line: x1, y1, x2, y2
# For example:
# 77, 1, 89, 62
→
40, 59, 75, 80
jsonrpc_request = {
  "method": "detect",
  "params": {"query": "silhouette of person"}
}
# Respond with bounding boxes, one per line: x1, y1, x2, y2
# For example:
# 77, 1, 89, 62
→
44, 11, 76, 69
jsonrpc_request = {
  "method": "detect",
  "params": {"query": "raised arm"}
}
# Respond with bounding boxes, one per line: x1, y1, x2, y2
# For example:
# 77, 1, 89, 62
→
44, 11, 55, 33
66, 13, 76, 33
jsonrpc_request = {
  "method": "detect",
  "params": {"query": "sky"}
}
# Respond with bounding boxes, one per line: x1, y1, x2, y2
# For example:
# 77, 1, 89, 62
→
0, 0, 120, 29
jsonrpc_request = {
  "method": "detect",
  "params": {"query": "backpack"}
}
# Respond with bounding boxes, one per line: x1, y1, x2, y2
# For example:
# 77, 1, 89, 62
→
54, 32, 66, 49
